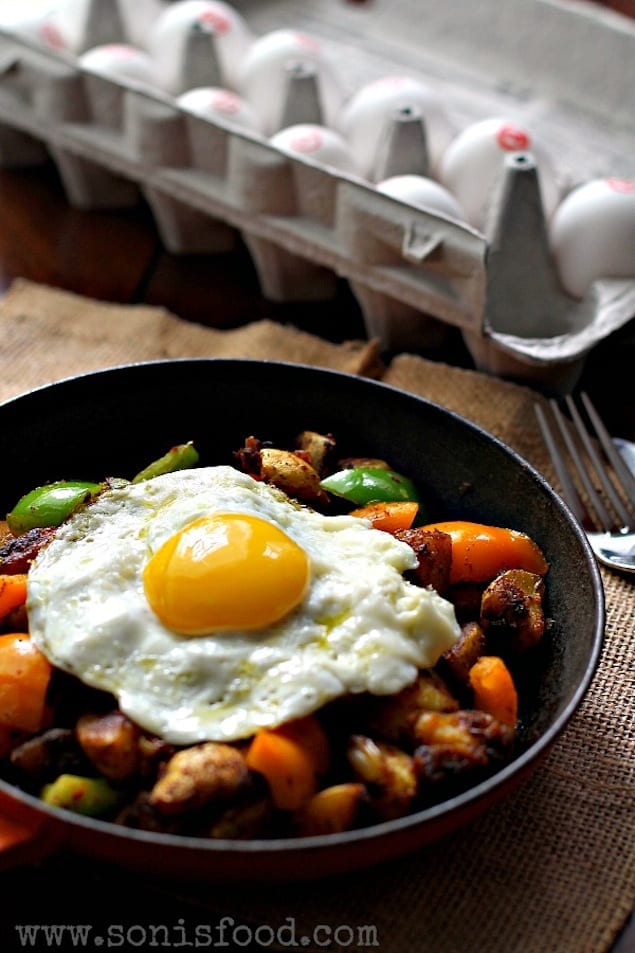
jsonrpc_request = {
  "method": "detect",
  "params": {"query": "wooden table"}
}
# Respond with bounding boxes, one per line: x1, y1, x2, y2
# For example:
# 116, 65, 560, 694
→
0, 157, 633, 953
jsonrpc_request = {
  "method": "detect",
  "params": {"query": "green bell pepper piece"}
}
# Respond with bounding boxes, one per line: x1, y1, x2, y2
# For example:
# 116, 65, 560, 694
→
132, 441, 199, 483
320, 466, 420, 505
41, 774, 120, 817
6, 481, 102, 534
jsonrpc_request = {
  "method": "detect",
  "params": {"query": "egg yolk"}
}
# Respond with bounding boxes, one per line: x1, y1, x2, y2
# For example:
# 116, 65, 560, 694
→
143, 513, 310, 635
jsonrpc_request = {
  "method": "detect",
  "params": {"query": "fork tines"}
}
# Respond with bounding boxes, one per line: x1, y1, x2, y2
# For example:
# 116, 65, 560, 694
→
535, 392, 635, 533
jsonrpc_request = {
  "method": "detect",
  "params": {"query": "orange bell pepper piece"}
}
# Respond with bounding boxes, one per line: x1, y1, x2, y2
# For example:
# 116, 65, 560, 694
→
0, 574, 28, 621
349, 500, 419, 534
0, 633, 53, 733
419, 520, 548, 584
469, 655, 518, 727
246, 715, 330, 811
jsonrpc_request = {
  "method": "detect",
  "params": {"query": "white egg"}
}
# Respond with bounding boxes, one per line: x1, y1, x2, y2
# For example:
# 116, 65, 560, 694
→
440, 117, 560, 231
237, 29, 345, 136
118, 0, 170, 52
148, 0, 254, 94
26, 0, 102, 55
16, 0, 137, 56
27, 466, 460, 745
177, 87, 263, 132
0, 5, 67, 51
376, 175, 466, 222
270, 124, 359, 174
549, 177, 635, 299
79, 44, 155, 86
338, 76, 455, 181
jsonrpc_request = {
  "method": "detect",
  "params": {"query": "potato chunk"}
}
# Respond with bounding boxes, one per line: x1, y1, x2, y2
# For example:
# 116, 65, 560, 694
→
480, 569, 546, 652
394, 528, 452, 594
150, 742, 248, 815
414, 710, 514, 782
295, 783, 365, 836
367, 670, 459, 744
0, 526, 57, 574
347, 735, 417, 821
442, 621, 487, 685
295, 431, 336, 476
76, 710, 141, 782
259, 448, 329, 504
10, 728, 90, 782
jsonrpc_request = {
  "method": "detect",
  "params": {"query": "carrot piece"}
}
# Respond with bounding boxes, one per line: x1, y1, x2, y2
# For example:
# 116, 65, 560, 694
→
0, 633, 53, 733
419, 520, 548, 584
349, 500, 419, 533
246, 731, 316, 811
469, 655, 518, 727
0, 574, 28, 621
246, 716, 330, 811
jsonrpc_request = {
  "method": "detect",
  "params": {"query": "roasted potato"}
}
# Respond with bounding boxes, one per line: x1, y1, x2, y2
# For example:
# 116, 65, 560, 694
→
367, 670, 459, 744
347, 735, 418, 821
295, 430, 336, 476
442, 621, 487, 685
76, 710, 141, 782
395, 527, 452, 593
150, 742, 249, 815
480, 569, 546, 652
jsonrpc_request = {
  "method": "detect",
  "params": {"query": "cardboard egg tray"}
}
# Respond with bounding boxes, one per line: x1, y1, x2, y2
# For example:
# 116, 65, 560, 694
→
0, 0, 633, 393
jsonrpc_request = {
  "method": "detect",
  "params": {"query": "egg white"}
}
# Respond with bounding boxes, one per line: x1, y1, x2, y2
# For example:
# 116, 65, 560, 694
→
27, 466, 460, 743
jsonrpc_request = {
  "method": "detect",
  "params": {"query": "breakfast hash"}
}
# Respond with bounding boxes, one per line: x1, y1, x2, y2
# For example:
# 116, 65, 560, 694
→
0, 430, 549, 838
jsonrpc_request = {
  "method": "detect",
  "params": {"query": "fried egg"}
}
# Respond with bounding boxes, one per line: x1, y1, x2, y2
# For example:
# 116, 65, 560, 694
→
27, 466, 460, 744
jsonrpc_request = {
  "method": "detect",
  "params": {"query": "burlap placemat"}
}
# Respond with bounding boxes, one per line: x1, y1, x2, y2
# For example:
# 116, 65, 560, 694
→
0, 279, 384, 401
1, 280, 633, 953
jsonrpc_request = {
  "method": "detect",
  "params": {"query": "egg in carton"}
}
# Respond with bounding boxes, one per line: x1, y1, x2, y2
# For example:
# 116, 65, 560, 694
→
5, 0, 128, 56
468, 162, 635, 393
0, 0, 633, 395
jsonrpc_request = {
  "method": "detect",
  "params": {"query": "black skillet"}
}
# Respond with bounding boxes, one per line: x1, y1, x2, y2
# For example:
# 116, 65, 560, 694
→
0, 359, 604, 881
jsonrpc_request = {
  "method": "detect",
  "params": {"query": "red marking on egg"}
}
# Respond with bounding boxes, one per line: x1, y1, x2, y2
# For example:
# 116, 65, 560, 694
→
496, 124, 531, 151
606, 177, 635, 194
199, 9, 231, 35
289, 130, 324, 153
39, 21, 65, 50
210, 91, 241, 115
294, 32, 321, 52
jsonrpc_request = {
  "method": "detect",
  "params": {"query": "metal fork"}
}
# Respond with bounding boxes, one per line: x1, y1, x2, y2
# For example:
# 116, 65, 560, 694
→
535, 392, 635, 574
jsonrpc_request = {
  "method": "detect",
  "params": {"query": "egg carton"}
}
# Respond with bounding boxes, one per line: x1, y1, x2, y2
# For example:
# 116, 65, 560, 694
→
0, 0, 633, 394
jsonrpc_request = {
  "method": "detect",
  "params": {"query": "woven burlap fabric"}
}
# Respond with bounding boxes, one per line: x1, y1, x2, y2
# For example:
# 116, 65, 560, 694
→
0, 281, 633, 953
0, 279, 384, 402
